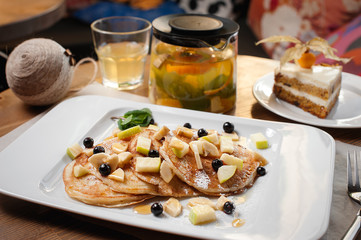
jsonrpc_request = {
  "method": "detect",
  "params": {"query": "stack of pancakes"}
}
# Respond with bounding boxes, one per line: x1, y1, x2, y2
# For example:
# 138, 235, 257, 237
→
63, 126, 267, 207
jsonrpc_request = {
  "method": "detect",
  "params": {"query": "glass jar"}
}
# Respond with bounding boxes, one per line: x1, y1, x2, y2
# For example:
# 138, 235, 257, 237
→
149, 14, 239, 113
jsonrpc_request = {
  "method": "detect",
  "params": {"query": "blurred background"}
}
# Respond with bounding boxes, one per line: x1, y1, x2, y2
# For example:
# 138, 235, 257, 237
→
1, 0, 360, 92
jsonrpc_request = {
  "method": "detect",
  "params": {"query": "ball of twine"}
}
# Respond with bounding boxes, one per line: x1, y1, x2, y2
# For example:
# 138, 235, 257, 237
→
6, 38, 75, 106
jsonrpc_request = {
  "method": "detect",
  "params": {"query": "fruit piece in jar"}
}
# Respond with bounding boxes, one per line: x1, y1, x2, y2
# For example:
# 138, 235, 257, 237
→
250, 132, 269, 149
73, 165, 89, 177
135, 157, 161, 173
117, 125, 142, 140
189, 204, 216, 225
156, 98, 182, 108
136, 136, 152, 155
217, 165, 237, 184
163, 197, 182, 217
66, 143, 83, 159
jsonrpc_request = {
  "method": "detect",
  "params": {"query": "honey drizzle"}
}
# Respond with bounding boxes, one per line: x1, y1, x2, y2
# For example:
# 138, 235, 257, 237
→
232, 218, 245, 228
133, 204, 151, 215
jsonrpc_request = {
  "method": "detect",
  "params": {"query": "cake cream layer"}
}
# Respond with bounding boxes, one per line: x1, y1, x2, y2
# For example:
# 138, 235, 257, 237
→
274, 82, 341, 108
275, 63, 342, 100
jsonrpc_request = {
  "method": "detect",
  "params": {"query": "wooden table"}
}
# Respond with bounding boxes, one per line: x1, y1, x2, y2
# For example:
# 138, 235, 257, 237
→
0, 0, 66, 42
0, 55, 360, 239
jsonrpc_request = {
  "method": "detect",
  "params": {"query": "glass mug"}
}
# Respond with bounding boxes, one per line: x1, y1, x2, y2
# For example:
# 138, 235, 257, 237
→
91, 16, 151, 90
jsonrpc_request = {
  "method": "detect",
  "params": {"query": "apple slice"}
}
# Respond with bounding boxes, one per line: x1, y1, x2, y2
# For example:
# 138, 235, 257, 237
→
135, 157, 161, 172
88, 153, 109, 169
217, 165, 237, 184
189, 141, 203, 170
117, 125, 142, 140
220, 153, 243, 170
250, 132, 268, 149
111, 142, 128, 154
160, 160, 174, 183
169, 137, 189, 158
189, 205, 216, 225
163, 197, 182, 217
117, 152, 133, 168
215, 195, 230, 210
105, 154, 119, 172
108, 168, 125, 182
176, 126, 194, 138
154, 125, 170, 140
136, 136, 151, 155
201, 141, 219, 157
73, 165, 89, 177
200, 132, 219, 145
66, 143, 83, 159
220, 136, 234, 153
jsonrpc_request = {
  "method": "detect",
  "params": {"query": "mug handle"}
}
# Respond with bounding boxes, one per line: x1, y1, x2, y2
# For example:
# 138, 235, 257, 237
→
69, 57, 98, 92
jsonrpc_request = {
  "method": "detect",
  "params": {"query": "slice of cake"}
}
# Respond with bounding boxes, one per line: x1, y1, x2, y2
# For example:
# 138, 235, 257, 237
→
274, 63, 342, 118
256, 36, 350, 119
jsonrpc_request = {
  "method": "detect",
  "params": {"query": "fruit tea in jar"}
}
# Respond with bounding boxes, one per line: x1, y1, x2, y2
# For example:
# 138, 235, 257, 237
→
149, 14, 239, 113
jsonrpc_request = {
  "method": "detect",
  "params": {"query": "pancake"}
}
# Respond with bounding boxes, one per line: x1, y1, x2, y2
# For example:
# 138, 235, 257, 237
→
76, 137, 159, 195
129, 129, 200, 197
160, 131, 267, 195
63, 161, 152, 207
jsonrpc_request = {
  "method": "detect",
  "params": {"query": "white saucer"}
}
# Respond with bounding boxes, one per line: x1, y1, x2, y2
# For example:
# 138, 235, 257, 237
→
253, 72, 361, 128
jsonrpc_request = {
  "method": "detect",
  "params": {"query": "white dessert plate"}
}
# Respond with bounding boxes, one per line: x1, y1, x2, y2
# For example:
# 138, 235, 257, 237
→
253, 72, 361, 128
0, 95, 335, 240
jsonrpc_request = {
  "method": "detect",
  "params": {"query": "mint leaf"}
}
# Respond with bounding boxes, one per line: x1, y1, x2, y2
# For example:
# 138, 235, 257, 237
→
118, 108, 153, 130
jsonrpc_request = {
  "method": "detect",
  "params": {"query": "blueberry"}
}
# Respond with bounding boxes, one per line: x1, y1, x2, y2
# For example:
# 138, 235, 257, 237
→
223, 201, 235, 214
183, 123, 192, 129
83, 137, 94, 148
257, 166, 266, 176
223, 122, 234, 133
93, 146, 105, 154
151, 202, 163, 216
197, 128, 208, 138
149, 118, 155, 125
99, 163, 111, 176
148, 149, 159, 158
212, 159, 223, 172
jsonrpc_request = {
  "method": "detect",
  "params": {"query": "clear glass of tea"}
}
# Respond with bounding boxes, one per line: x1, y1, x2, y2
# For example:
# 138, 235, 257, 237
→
91, 16, 151, 90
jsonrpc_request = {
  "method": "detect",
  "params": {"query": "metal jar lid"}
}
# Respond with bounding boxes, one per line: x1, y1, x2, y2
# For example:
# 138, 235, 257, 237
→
152, 14, 239, 48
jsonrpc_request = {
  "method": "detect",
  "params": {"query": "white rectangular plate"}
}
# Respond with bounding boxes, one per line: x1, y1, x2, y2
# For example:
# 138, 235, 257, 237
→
0, 95, 335, 240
